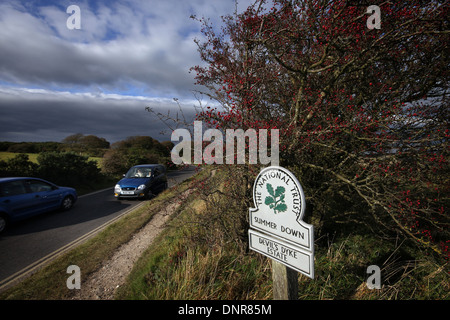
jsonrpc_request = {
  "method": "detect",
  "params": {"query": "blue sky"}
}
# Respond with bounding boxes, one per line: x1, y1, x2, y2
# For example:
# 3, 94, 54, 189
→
0, 0, 254, 143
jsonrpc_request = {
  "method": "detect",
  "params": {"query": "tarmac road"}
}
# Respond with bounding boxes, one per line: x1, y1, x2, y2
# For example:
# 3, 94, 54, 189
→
0, 165, 198, 290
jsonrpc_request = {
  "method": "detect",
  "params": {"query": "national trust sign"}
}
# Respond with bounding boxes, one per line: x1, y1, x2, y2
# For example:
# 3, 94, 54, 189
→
249, 166, 314, 278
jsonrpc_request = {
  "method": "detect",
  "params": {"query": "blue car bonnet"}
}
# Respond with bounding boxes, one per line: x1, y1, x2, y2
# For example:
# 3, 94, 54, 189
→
118, 177, 151, 188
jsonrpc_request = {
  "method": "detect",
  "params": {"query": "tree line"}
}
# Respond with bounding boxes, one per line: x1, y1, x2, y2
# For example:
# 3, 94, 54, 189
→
0, 134, 110, 157
0, 134, 175, 190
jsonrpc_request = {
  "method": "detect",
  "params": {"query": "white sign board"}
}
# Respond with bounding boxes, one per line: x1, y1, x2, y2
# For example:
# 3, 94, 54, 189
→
249, 166, 314, 279
249, 166, 313, 250
249, 229, 314, 278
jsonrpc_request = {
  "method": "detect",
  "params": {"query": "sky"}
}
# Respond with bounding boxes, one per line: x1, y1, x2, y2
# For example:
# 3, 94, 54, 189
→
0, 0, 254, 143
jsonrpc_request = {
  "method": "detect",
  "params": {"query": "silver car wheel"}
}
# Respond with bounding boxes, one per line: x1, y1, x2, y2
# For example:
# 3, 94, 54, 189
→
61, 196, 74, 210
0, 216, 7, 233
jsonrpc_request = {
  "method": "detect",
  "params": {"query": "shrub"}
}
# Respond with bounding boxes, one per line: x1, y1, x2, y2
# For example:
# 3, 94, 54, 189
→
37, 152, 101, 188
0, 153, 38, 177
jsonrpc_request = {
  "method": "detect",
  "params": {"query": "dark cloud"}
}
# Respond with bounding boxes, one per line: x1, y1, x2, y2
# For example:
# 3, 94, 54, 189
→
0, 88, 196, 143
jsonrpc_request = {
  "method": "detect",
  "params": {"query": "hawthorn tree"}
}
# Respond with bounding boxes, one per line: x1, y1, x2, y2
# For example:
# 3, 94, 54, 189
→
192, 0, 449, 259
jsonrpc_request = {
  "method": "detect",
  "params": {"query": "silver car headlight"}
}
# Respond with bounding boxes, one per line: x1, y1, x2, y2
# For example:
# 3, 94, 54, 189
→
114, 184, 121, 192
137, 184, 146, 190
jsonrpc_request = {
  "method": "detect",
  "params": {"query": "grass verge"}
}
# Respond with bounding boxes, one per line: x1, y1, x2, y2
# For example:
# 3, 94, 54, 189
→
117, 166, 449, 300
115, 197, 273, 299
1, 166, 447, 300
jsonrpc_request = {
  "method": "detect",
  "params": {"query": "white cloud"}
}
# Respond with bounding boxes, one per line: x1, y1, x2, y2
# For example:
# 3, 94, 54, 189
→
0, 0, 207, 94
0, 0, 255, 142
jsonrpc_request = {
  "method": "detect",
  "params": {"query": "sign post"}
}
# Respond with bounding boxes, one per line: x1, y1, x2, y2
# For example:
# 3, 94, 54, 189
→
248, 166, 314, 300
272, 261, 298, 300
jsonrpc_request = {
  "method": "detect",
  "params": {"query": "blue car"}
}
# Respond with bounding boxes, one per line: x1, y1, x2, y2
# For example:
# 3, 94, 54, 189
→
0, 177, 78, 233
114, 164, 168, 200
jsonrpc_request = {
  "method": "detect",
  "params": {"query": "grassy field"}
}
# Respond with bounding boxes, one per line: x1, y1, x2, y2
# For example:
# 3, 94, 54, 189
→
0, 152, 39, 163
0, 152, 103, 167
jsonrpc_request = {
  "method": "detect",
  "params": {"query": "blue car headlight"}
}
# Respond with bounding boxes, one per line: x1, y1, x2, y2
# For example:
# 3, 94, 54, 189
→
114, 184, 121, 192
137, 184, 146, 190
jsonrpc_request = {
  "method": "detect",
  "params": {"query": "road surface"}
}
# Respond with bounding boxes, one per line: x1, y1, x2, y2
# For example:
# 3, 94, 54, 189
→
0, 166, 198, 290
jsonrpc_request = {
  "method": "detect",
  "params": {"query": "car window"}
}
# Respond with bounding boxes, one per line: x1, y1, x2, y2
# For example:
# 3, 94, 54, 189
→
144, 168, 152, 177
26, 180, 53, 193
126, 167, 152, 178
0, 180, 27, 197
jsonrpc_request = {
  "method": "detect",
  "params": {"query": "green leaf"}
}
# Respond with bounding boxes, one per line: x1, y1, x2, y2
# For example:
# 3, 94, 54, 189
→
265, 196, 275, 205
266, 183, 275, 197
275, 186, 285, 197
274, 203, 287, 213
